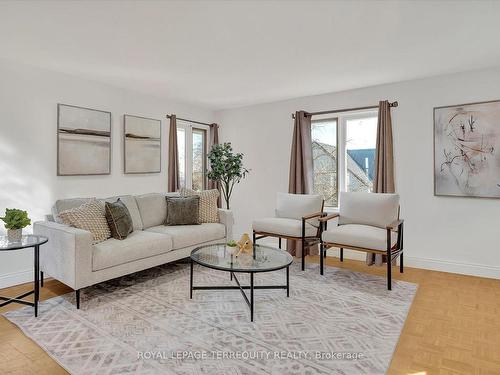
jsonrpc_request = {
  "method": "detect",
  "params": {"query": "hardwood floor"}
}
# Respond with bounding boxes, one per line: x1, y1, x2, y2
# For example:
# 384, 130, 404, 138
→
0, 257, 499, 375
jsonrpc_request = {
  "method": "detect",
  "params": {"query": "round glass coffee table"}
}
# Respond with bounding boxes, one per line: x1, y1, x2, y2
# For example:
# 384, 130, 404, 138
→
190, 243, 293, 322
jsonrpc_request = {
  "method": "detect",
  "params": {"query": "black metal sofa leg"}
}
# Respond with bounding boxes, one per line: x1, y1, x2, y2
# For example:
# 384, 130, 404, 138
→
340, 248, 343, 262
400, 252, 404, 273
76, 289, 80, 309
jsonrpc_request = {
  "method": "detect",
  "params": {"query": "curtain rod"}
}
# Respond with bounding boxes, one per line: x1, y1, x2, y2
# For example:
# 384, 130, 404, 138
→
291, 101, 398, 119
166, 114, 213, 127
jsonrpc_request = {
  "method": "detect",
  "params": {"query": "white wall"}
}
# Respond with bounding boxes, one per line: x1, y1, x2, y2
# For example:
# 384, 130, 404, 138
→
0, 61, 214, 287
216, 67, 500, 279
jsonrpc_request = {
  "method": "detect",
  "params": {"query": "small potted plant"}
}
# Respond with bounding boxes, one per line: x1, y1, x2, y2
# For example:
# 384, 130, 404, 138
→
1, 208, 31, 242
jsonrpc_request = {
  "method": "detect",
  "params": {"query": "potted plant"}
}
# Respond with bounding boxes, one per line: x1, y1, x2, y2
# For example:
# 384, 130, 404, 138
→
1, 208, 31, 242
207, 142, 249, 210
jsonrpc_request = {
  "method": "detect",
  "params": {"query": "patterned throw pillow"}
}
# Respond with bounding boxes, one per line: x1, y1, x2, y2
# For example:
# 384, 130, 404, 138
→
180, 188, 219, 223
105, 199, 133, 240
59, 198, 111, 244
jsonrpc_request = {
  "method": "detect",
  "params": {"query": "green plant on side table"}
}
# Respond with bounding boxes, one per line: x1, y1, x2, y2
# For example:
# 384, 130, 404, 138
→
1, 208, 31, 242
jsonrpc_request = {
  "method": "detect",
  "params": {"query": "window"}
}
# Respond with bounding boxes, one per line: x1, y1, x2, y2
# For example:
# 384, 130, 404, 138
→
177, 122, 208, 191
312, 111, 377, 207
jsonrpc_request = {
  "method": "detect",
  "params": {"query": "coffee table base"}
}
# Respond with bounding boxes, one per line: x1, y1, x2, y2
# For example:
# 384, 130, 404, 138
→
190, 260, 290, 322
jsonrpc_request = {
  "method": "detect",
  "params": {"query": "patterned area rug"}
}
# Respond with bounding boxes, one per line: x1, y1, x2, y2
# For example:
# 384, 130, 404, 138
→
4, 261, 417, 375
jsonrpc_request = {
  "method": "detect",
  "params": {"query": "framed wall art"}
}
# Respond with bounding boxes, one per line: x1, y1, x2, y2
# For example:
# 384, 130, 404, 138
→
57, 104, 111, 176
434, 99, 500, 198
124, 114, 161, 174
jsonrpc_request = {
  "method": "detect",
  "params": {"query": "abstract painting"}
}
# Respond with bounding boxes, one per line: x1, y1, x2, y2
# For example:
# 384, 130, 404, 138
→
124, 115, 161, 173
57, 104, 111, 176
434, 100, 500, 198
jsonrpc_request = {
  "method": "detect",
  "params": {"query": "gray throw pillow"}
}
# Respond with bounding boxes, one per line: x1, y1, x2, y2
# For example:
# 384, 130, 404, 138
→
165, 196, 200, 226
105, 198, 133, 240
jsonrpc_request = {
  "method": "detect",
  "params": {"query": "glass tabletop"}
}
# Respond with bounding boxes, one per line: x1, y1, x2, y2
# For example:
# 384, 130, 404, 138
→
191, 243, 293, 273
0, 235, 48, 251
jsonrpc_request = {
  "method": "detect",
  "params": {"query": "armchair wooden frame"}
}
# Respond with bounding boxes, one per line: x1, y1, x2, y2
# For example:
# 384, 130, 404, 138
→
253, 201, 325, 271
318, 212, 404, 290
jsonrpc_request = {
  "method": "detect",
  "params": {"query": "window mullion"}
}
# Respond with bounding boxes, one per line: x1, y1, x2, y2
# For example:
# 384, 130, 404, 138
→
185, 125, 193, 189
338, 116, 347, 193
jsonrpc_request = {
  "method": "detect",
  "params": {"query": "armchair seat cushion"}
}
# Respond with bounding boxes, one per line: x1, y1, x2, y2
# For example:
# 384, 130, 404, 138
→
252, 217, 318, 238
322, 224, 397, 251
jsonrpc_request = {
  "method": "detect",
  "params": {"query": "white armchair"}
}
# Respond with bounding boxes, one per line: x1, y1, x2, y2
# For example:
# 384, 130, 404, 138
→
252, 193, 324, 270
319, 192, 404, 290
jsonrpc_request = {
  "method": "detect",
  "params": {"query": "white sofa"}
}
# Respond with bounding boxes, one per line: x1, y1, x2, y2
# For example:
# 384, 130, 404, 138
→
34, 192, 233, 307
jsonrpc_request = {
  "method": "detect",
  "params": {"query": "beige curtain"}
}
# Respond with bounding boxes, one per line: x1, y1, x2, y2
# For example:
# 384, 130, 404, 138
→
207, 123, 221, 206
367, 100, 395, 266
168, 115, 180, 192
287, 111, 318, 257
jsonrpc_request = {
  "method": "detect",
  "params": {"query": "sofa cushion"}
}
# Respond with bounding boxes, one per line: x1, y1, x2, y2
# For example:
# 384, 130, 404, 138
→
92, 231, 173, 271
103, 195, 143, 231
275, 193, 323, 227
58, 198, 111, 244
146, 223, 225, 249
52, 198, 92, 224
339, 192, 399, 229
165, 196, 200, 225
180, 188, 219, 223
252, 217, 317, 238
135, 193, 167, 229
321, 224, 397, 251
105, 199, 133, 240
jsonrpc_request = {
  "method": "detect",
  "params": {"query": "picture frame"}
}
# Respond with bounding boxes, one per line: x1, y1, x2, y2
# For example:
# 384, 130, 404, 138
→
57, 103, 112, 176
123, 114, 162, 174
434, 99, 500, 198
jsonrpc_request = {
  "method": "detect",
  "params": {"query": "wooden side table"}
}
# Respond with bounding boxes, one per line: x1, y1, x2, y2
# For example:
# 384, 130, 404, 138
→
0, 235, 48, 317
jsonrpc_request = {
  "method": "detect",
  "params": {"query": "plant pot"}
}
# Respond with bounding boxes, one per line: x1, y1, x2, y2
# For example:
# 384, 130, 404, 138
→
7, 229, 22, 242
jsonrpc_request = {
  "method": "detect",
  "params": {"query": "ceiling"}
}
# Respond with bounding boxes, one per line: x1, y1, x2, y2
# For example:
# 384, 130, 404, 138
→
2, 1, 500, 110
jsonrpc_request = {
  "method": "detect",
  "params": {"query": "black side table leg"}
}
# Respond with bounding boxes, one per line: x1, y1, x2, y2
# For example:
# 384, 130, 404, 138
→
34, 245, 40, 317
286, 266, 289, 297
40, 271, 44, 287
190, 258, 193, 299
250, 273, 254, 322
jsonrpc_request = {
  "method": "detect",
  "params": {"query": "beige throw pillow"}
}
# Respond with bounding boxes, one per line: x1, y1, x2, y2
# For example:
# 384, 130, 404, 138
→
59, 198, 111, 244
180, 188, 219, 223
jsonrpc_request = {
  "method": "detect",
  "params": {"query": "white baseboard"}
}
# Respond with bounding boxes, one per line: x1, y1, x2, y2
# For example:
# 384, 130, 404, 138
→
237, 233, 500, 280
0, 269, 34, 289
403, 256, 500, 279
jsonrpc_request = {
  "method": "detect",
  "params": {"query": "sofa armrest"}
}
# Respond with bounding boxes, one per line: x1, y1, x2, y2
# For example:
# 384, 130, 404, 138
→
218, 209, 234, 241
33, 221, 93, 290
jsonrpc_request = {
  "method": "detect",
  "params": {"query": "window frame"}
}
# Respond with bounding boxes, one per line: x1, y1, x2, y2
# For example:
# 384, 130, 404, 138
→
312, 109, 378, 209
177, 121, 209, 191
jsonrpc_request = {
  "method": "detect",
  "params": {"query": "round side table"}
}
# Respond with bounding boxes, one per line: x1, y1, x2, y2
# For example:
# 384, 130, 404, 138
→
0, 235, 48, 317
